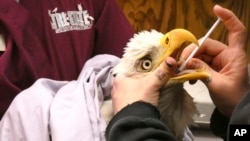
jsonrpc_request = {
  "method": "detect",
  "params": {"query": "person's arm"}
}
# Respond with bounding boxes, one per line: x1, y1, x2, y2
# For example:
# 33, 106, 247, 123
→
105, 101, 177, 141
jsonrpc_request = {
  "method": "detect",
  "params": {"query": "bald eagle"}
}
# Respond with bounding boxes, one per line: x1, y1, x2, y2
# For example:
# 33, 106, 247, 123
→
103, 29, 210, 140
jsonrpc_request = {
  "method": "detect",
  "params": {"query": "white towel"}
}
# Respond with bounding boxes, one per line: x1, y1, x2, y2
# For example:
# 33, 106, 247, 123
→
0, 54, 119, 141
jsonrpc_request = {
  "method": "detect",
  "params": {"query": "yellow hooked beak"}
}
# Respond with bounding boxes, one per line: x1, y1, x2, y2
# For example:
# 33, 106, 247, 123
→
158, 28, 210, 83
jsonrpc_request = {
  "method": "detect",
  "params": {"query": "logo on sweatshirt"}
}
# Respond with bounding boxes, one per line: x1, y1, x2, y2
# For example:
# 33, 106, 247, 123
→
49, 4, 94, 33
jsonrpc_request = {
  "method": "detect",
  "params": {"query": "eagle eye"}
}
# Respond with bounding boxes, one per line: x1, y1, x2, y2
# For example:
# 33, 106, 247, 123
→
140, 57, 152, 71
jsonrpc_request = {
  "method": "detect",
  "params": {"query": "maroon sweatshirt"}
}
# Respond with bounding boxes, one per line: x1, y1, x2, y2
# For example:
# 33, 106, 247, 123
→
0, 0, 134, 118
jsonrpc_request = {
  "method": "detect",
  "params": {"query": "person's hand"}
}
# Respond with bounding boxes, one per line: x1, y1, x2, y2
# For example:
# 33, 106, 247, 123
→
111, 57, 177, 114
182, 5, 250, 117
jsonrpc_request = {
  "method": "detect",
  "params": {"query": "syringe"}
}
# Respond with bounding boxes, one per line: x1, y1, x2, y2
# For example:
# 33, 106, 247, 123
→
177, 18, 221, 72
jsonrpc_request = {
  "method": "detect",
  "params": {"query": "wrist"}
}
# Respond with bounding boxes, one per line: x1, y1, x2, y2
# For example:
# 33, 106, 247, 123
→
106, 101, 161, 135
242, 83, 250, 96
216, 83, 250, 117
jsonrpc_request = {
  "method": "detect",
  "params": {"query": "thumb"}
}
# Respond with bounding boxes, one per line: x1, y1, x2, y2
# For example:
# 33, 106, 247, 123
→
213, 5, 247, 49
145, 57, 177, 89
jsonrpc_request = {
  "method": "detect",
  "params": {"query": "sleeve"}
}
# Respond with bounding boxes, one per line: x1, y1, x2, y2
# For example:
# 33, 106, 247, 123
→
210, 108, 229, 141
0, 0, 32, 119
92, 0, 134, 57
210, 90, 250, 141
105, 101, 177, 141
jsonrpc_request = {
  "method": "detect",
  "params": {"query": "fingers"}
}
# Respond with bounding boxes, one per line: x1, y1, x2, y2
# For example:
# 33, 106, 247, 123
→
146, 57, 177, 89
185, 58, 213, 82
181, 38, 226, 60
186, 58, 209, 72
213, 5, 247, 49
198, 38, 226, 56
180, 43, 196, 59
